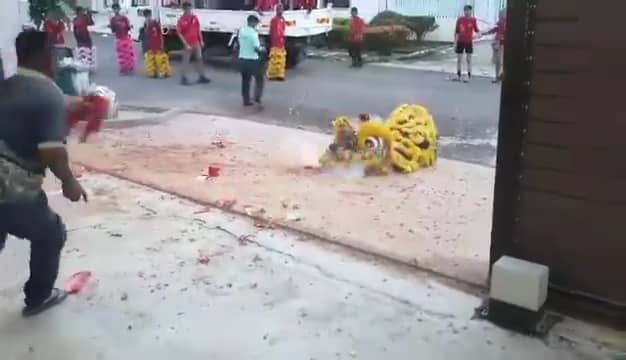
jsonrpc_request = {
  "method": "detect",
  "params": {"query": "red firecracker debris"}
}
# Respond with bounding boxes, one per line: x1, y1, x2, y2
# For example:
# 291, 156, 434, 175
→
208, 166, 221, 177
221, 199, 237, 210
197, 255, 211, 265
65, 271, 92, 294
211, 141, 226, 149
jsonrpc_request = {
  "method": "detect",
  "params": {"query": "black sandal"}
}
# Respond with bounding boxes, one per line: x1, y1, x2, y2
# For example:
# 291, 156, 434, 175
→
22, 288, 69, 317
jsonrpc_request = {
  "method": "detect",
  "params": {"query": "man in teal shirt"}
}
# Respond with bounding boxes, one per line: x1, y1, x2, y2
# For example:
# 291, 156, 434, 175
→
238, 15, 265, 106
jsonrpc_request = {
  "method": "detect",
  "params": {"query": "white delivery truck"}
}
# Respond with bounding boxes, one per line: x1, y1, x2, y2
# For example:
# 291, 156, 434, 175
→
116, 0, 334, 68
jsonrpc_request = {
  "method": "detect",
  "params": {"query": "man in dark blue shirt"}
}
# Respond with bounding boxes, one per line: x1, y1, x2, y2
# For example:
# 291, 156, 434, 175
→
0, 30, 87, 317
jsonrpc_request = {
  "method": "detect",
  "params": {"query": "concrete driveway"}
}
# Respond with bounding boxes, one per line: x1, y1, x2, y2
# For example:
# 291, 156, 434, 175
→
0, 174, 619, 360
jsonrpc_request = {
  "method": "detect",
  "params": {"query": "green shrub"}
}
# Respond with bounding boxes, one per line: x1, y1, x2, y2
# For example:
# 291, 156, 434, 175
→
363, 25, 410, 55
327, 22, 349, 49
370, 11, 438, 40
327, 22, 410, 55
28, 0, 76, 29
327, 12, 436, 52
333, 18, 350, 27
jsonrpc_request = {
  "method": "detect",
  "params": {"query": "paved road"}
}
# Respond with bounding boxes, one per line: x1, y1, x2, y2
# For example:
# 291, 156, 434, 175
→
91, 35, 500, 166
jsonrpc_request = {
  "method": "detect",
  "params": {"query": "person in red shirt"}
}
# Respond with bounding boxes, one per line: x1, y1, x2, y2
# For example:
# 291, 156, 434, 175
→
177, 2, 210, 85
267, 4, 287, 81
296, 0, 315, 13
142, 9, 171, 78
348, 7, 365, 68
455, 4, 480, 82
110, 3, 135, 75
483, 8, 506, 83
73, 7, 96, 69
255, 0, 277, 14
43, 15, 66, 46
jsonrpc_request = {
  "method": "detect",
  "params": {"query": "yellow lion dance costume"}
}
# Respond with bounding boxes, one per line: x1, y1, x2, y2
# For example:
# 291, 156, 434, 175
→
319, 104, 438, 175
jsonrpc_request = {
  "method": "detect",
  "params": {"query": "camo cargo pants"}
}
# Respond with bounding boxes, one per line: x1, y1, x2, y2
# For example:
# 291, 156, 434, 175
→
0, 158, 67, 307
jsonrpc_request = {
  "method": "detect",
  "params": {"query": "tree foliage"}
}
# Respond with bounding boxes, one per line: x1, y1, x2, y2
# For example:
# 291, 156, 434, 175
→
370, 11, 438, 40
28, 0, 77, 29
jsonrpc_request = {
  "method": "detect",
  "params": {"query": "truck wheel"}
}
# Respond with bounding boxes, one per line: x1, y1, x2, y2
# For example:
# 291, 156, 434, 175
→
164, 34, 184, 53
286, 46, 305, 69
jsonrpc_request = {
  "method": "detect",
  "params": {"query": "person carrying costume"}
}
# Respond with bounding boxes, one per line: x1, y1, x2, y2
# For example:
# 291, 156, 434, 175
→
267, 4, 286, 81
43, 14, 66, 46
142, 9, 171, 78
73, 7, 96, 70
110, 3, 135, 75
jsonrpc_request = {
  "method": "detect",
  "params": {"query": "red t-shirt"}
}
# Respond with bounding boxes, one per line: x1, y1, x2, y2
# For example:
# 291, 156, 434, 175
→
349, 16, 365, 43
110, 15, 131, 39
296, 0, 315, 10
177, 14, 201, 46
146, 20, 163, 51
486, 18, 506, 45
44, 19, 65, 45
255, 0, 277, 11
73, 15, 90, 35
455, 16, 479, 44
270, 16, 286, 48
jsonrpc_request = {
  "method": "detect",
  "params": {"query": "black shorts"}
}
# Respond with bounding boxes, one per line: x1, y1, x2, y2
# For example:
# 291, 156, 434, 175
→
455, 42, 474, 54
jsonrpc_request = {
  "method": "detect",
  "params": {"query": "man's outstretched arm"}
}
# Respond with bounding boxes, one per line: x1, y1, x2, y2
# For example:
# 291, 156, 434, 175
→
37, 87, 87, 201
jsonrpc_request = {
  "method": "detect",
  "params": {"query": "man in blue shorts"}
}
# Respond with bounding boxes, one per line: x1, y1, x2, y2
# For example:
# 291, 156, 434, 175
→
0, 30, 87, 317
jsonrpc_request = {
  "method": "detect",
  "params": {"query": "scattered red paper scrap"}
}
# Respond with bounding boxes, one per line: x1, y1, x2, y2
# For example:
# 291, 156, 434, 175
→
221, 199, 237, 210
197, 255, 211, 265
66, 271, 92, 294
208, 166, 221, 177
211, 141, 226, 149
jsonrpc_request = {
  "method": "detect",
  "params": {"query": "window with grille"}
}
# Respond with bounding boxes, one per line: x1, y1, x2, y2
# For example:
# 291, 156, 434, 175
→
132, 0, 151, 6
162, 0, 181, 6
324, 0, 350, 8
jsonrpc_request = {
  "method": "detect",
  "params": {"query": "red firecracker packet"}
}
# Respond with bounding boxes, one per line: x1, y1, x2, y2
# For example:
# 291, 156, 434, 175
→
66, 95, 109, 142
65, 270, 92, 294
